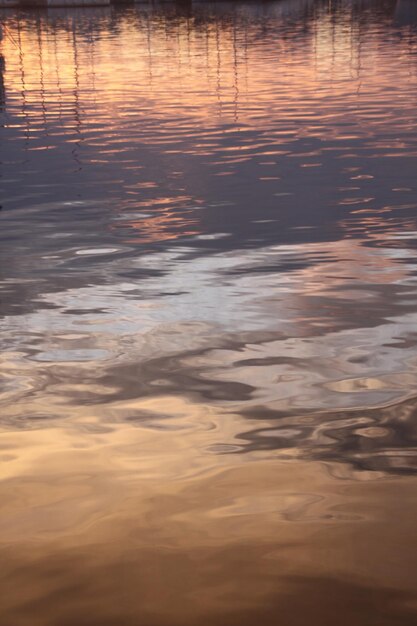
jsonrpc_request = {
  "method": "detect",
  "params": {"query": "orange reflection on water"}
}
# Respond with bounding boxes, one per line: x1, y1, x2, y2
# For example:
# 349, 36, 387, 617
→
1, 1, 417, 625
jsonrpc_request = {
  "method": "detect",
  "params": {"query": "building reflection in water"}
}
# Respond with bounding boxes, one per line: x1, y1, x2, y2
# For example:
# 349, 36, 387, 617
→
0, 54, 4, 110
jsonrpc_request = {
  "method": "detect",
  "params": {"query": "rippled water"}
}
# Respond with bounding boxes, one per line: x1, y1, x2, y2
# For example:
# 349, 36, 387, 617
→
1, 0, 417, 624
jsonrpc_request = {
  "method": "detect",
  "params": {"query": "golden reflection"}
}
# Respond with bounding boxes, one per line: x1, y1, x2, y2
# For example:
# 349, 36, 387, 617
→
1, 436, 417, 625
110, 195, 203, 244
2, 2, 416, 131
1, 2, 417, 625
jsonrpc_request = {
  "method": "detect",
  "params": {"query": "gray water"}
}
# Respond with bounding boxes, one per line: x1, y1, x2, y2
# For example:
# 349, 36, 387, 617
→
1, 1, 417, 624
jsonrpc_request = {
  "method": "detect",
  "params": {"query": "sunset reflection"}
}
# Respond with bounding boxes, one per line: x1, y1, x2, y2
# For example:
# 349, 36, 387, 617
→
1, 1, 417, 625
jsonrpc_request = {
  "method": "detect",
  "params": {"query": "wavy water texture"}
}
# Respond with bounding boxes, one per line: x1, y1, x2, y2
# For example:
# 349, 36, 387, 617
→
1, 1, 417, 624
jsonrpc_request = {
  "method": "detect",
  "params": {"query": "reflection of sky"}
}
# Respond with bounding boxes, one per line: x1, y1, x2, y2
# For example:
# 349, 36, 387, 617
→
1, 6, 417, 623
0, 0, 417, 468
2, 234, 417, 417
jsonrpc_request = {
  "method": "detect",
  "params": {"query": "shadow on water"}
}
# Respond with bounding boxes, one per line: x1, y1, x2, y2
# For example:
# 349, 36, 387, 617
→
395, 0, 417, 27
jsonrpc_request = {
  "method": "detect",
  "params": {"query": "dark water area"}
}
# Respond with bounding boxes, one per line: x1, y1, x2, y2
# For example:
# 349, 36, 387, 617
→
1, 0, 417, 624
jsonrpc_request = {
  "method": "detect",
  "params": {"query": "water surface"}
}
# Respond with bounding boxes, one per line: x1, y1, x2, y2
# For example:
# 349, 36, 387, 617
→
1, 1, 417, 624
